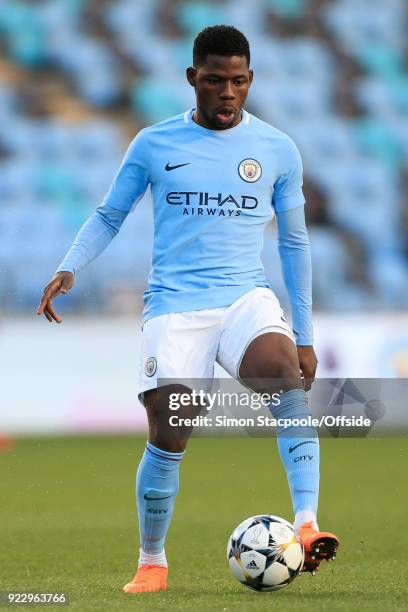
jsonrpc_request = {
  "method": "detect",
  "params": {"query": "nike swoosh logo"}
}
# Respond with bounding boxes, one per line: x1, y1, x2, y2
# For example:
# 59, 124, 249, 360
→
165, 162, 190, 171
288, 441, 317, 454
144, 494, 172, 500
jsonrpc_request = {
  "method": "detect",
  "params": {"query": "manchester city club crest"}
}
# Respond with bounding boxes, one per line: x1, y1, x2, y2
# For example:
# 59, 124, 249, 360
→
145, 357, 157, 377
238, 158, 262, 183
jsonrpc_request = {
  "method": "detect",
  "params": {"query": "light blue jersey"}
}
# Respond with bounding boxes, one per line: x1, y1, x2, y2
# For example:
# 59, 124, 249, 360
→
104, 110, 304, 315
57, 109, 313, 344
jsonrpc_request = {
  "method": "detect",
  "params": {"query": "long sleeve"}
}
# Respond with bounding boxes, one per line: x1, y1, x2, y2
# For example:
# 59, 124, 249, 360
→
276, 205, 313, 346
56, 205, 128, 275
56, 128, 151, 275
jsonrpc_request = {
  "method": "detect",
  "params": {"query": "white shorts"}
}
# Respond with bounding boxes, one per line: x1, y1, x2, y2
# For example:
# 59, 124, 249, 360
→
139, 287, 295, 403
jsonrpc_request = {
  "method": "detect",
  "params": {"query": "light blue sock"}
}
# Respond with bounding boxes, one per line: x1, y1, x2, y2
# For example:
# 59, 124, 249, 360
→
270, 389, 319, 516
136, 441, 184, 558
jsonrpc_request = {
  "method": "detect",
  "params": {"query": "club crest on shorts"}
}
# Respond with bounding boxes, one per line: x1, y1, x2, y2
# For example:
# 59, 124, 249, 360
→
238, 158, 262, 183
145, 357, 157, 377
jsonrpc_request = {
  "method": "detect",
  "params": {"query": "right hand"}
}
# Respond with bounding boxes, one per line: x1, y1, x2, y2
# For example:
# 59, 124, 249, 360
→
36, 271, 74, 323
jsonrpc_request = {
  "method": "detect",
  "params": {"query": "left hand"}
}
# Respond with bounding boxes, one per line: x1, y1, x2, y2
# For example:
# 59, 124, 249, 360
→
297, 346, 318, 391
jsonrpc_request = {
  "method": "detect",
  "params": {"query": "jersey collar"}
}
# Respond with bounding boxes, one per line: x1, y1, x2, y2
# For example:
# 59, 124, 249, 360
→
184, 108, 250, 134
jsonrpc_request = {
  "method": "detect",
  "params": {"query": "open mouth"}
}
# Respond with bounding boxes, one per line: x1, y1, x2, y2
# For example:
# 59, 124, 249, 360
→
215, 109, 236, 125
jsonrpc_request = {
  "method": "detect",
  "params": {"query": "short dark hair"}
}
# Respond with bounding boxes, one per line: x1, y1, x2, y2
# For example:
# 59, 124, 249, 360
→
193, 25, 250, 67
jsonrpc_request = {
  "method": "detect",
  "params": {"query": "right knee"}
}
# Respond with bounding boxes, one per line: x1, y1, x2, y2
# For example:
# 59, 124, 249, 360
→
148, 436, 188, 454
145, 386, 195, 453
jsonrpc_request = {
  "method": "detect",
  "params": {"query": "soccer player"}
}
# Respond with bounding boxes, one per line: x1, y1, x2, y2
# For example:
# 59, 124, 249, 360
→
37, 25, 339, 592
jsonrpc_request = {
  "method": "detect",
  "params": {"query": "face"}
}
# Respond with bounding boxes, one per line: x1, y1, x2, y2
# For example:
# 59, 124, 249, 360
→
186, 54, 253, 130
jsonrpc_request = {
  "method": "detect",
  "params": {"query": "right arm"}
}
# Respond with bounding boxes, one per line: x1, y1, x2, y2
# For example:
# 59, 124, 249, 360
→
37, 129, 151, 323
56, 205, 128, 277
36, 205, 128, 322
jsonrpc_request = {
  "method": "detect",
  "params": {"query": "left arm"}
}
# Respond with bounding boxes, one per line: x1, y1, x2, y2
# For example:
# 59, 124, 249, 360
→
275, 206, 317, 388
272, 138, 317, 387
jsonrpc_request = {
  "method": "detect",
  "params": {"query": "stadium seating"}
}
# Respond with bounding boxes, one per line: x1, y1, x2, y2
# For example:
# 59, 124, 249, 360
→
0, 0, 407, 311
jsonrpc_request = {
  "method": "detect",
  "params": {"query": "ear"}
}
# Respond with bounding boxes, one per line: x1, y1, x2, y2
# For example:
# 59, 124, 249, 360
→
248, 69, 254, 87
186, 66, 197, 88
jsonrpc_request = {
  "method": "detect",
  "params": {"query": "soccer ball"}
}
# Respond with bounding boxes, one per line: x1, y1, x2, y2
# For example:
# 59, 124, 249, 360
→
227, 514, 304, 591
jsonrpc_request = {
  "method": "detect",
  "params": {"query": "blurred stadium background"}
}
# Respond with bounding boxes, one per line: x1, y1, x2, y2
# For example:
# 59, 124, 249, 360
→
1, 0, 408, 435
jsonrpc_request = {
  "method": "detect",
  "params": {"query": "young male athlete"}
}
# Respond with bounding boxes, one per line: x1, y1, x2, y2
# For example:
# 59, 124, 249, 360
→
37, 25, 339, 592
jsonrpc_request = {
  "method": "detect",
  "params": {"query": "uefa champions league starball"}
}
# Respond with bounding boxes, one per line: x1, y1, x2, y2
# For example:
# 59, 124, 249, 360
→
227, 515, 304, 591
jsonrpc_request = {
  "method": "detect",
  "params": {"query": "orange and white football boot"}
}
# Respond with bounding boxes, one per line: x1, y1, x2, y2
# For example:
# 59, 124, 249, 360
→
122, 565, 168, 593
298, 522, 339, 575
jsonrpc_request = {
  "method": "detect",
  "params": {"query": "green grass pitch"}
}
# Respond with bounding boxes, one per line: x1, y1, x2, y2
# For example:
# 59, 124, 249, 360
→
1, 435, 407, 611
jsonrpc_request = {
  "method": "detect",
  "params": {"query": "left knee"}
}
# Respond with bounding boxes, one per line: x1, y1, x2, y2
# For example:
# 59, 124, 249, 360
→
267, 359, 300, 380
240, 356, 300, 379
240, 358, 300, 390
